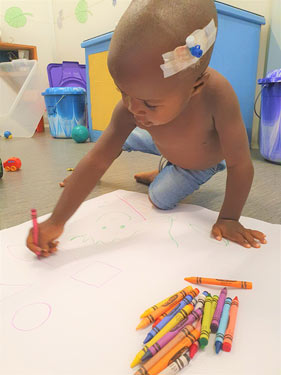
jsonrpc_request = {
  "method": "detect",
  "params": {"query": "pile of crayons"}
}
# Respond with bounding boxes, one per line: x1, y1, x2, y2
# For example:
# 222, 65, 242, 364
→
130, 277, 252, 375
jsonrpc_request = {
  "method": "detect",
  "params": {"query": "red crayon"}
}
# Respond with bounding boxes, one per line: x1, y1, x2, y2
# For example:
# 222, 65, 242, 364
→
31, 209, 41, 258
189, 340, 199, 359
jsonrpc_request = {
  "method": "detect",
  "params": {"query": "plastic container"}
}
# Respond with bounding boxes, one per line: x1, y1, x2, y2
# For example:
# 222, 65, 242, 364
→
258, 69, 281, 164
47, 61, 86, 90
0, 59, 45, 137
42, 87, 86, 138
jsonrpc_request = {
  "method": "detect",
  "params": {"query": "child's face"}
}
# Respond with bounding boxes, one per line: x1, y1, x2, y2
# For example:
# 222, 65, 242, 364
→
109, 50, 197, 127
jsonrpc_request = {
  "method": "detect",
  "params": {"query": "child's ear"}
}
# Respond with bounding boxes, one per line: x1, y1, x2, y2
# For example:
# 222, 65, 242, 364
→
191, 71, 210, 97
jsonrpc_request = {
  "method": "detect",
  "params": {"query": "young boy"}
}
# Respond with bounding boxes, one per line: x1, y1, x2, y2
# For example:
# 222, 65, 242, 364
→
27, 0, 266, 256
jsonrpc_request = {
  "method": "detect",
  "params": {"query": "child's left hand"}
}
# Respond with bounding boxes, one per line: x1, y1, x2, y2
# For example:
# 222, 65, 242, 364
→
212, 219, 267, 248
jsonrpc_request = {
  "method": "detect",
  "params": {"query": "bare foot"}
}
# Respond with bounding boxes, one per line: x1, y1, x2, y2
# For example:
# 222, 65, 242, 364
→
134, 169, 159, 185
59, 174, 71, 188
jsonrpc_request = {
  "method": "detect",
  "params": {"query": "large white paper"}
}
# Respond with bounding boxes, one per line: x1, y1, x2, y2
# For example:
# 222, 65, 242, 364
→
0, 190, 280, 375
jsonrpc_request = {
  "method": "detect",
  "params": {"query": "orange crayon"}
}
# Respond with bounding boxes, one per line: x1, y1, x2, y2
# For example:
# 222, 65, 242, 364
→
185, 277, 252, 289
137, 286, 193, 330
140, 286, 193, 319
145, 320, 201, 375
222, 296, 239, 352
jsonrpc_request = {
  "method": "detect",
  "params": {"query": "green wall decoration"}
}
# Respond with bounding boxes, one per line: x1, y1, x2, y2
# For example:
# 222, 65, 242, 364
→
5, 7, 33, 28
75, 0, 92, 24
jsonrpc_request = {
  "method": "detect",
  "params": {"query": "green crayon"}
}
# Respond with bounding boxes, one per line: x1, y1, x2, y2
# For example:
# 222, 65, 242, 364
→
199, 294, 213, 348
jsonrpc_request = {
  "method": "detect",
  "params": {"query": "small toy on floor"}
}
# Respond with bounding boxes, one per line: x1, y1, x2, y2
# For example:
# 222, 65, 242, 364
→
4, 131, 13, 139
3, 157, 22, 171
71, 126, 89, 143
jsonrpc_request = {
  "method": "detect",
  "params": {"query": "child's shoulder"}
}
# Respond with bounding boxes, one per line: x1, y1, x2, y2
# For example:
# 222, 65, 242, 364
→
206, 68, 239, 110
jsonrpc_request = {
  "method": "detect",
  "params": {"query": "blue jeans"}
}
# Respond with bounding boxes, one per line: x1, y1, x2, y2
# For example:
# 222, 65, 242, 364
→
123, 127, 226, 210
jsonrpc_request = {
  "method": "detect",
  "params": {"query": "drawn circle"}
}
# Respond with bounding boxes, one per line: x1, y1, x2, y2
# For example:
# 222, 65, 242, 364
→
12, 302, 52, 331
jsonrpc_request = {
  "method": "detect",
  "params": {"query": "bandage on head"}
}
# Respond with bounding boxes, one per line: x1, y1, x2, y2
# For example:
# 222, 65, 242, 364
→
160, 19, 217, 78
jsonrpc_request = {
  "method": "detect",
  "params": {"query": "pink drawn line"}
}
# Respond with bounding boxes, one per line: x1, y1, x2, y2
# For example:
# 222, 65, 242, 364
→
117, 195, 147, 221
70, 261, 122, 288
11, 302, 52, 332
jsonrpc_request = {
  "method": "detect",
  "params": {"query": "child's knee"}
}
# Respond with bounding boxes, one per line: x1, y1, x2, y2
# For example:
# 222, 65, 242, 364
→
148, 187, 177, 210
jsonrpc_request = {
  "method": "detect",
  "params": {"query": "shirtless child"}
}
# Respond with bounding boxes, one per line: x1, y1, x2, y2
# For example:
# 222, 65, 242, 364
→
27, 0, 267, 255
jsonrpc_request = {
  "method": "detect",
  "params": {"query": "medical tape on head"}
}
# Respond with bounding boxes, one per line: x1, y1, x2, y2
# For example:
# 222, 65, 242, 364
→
160, 19, 217, 78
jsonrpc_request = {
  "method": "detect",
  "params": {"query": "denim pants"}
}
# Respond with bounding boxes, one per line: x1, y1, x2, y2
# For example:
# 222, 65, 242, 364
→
123, 127, 226, 210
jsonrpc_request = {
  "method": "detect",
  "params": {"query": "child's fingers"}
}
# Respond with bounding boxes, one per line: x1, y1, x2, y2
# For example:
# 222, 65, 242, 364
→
248, 229, 267, 244
243, 231, 260, 248
212, 225, 222, 241
234, 233, 251, 248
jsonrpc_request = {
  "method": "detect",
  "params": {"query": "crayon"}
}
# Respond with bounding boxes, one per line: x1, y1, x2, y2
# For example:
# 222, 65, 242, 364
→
185, 277, 252, 289
158, 349, 191, 375
144, 289, 199, 344
199, 294, 213, 348
137, 286, 193, 329
30, 208, 41, 258
189, 340, 199, 359
210, 287, 227, 333
142, 308, 202, 362
140, 286, 193, 318
132, 318, 195, 368
222, 296, 239, 352
210, 295, 218, 319
194, 291, 209, 310
152, 303, 179, 328
136, 324, 195, 374
215, 297, 232, 354
140, 321, 201, 375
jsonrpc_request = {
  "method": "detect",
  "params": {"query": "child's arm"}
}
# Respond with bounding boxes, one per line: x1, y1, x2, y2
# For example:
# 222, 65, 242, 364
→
211, 78, 266, 248
26, 101, 136, 256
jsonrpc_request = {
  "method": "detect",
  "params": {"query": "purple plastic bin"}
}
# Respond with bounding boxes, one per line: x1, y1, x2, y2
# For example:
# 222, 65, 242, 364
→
47, 61, 87, 90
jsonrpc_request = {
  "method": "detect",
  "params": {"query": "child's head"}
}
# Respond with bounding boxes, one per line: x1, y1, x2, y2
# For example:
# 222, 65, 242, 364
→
108, 0, 217, 127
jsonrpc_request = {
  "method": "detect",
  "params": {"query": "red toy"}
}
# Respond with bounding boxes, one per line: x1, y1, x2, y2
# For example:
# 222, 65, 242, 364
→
3, 157, 22, 171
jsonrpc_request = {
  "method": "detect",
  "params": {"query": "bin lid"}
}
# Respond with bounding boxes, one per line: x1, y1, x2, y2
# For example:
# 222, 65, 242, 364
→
47, 61, 86, 90
42, 87, 86, 96
258, 69, 281, 84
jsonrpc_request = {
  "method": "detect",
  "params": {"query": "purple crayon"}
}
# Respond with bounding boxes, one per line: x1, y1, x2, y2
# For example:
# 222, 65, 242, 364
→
141, 309, 201, 362
210, 287, 227, 333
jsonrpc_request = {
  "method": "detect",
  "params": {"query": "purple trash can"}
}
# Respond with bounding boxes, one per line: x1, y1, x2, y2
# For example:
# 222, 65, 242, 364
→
258, 69, 281, 164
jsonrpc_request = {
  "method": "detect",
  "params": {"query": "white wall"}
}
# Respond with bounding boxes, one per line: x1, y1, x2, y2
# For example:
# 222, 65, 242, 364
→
266, 0, 281, 73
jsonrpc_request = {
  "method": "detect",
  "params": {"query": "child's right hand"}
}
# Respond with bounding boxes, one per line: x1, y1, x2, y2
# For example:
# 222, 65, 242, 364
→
26, 219, 64, 257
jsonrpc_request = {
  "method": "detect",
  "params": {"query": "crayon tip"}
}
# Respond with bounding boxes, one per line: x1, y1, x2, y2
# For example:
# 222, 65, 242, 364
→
233, 296, 239, 301
203, 291, 209, 296
222, 342, 232, 352
136, 319, 148, 330
141, 350, 152, 363
210, 323, 218, 333
143, 333, 153, 344
130, 356, 141, 368
215, 341, 222, 354
199, 337, 208, 348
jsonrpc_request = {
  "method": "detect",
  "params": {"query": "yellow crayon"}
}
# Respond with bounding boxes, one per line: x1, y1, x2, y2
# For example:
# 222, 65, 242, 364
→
131, 302, 194, 368
140, 286, 193, 318
199, 294, 213, 348
136, 286, 193, 330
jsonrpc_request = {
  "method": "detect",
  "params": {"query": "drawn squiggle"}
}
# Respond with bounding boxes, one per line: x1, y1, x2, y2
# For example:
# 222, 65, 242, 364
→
169, 218, 179, 248
11, 302, 52, 332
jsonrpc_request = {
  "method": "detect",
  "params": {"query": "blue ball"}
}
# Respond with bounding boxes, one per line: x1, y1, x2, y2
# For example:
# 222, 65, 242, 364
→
71, 126, 89, 143
4, 131, 12, 139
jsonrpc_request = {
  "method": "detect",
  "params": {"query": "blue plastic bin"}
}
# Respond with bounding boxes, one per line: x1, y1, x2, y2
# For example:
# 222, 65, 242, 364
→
42, 87, 86, 138
258, 69, 281, 164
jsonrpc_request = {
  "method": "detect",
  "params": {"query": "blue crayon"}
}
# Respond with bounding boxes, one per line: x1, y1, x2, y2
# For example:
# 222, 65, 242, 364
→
215, 297, 232, 354
143, 289, 199, 344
